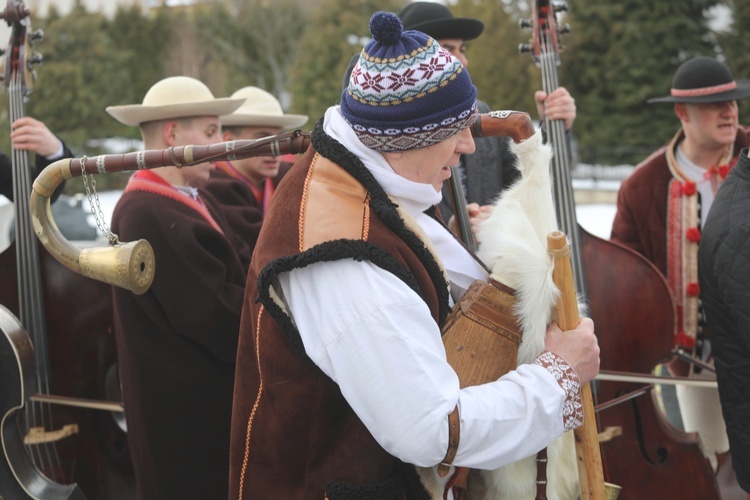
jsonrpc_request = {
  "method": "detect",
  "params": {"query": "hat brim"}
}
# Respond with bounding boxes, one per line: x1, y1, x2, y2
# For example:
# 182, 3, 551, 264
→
406, 18, 484, 41
221, 113, 309, 129
106, 98, 245, 126
648, 81, 750, 103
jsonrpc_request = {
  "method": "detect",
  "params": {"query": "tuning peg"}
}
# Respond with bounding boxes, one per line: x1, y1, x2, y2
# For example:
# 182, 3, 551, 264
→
553, 3, 568, 13
558, 23, 571, 35
518, 18, 532, 30
518, 43, 533, 55
29, 29, 44, 43
27, 52, 43, 67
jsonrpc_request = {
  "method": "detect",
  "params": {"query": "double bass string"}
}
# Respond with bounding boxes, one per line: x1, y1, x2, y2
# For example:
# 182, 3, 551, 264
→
9, 69, 63, 482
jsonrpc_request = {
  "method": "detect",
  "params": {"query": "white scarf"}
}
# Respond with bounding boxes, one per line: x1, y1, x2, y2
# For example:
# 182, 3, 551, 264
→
324, 106, 487, 297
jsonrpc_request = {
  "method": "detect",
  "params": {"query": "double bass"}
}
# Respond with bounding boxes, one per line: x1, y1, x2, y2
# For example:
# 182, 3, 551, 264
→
519, 1, 720, 497
0, 1, 135, 497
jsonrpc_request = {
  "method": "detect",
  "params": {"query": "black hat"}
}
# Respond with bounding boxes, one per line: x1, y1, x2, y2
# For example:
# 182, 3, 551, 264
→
397, 2, 484, 41
648, 56, 750, 104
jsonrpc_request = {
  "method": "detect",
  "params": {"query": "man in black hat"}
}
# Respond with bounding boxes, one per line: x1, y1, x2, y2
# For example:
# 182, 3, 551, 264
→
611, 55, 750, 496
396, 2, 577, 234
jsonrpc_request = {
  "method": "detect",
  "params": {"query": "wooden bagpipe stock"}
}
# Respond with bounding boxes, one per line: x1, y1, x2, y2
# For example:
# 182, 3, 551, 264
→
29, 130, 311, 295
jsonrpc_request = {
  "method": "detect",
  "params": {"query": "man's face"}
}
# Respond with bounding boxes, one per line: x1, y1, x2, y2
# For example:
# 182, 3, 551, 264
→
385, 126, 476, 191
678, 100, 738, 150
222, 126, 285, 186
438, 38, 469, 68
173, 116, 222, 183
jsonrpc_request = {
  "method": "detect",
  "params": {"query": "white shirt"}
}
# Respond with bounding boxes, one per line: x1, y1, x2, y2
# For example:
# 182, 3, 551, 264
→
277, 107, 569, 487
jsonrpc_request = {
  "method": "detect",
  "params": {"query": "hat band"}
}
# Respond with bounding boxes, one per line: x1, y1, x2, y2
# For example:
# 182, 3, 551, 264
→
671, 81, 737, 97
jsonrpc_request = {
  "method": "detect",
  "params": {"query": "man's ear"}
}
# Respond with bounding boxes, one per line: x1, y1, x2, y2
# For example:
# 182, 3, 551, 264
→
163, 120, 179, 146
221, 129, 233, 142
674, 103, 689, 122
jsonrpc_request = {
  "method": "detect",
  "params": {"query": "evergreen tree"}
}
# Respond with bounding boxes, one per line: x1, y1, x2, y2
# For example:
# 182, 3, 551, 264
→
452, 0, 540, 116
563, 0, 722, 164
288, 0, 406, 123
24, 4, 133, 150
108, 4, 174, 122
720, 0, 750, 124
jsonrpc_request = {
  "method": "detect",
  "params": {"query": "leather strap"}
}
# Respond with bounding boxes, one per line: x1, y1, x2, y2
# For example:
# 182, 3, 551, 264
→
437, 406, 461, 477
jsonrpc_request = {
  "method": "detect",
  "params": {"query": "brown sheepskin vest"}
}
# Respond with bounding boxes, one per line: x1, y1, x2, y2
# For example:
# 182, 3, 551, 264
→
229, 122, 451, 499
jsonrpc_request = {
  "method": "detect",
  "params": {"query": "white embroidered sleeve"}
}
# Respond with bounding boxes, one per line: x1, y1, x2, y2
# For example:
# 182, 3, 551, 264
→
534, 351, 583, 430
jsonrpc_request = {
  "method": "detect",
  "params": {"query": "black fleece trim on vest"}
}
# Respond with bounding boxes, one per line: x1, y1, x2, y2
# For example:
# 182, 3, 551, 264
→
257, 240, 426, 357
255, 119, 452, 358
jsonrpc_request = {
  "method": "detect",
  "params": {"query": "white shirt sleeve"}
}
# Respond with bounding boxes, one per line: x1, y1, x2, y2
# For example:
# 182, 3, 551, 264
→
277, 258, 567, 470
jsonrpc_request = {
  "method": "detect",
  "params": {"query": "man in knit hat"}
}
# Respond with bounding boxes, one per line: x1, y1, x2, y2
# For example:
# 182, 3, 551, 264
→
106, 76, 252, 500
199, 86, 308, 251
229, 12, 598, 499
611, 56, 750, 496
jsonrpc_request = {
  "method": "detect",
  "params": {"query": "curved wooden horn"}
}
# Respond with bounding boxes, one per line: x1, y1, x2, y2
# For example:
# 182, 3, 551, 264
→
29, 130, 311, 295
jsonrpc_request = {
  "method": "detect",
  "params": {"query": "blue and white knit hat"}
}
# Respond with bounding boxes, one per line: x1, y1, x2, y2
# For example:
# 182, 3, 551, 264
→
341, 11, 477, 152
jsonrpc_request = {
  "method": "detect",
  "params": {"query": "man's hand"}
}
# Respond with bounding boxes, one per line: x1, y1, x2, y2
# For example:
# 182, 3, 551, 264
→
544, 317, 599, 384
535, 87, 576, 131
11, 116, 62, 158
448, 202, 493, 244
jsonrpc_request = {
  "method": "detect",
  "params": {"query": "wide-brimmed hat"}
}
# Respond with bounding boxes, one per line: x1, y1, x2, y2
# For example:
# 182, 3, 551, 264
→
397, 2, 484, 41
648, 56, 750, 104
221, 87, 308, 128
106, 76, 244, 126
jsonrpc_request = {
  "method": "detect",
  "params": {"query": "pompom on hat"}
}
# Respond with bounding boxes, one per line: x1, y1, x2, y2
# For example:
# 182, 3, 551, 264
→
106, 76, 244, 126
648, 56, 750, 104
341, 11, 477, 152
221, 86, 308, 128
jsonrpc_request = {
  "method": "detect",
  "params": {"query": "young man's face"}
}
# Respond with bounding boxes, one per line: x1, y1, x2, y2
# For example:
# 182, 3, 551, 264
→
222, 126, 285, 186
174, 116, 222, 183
678, 100, 738, 150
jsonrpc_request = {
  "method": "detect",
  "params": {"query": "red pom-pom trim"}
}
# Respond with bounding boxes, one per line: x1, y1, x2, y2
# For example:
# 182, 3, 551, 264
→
686, 227, 701, 243
674, 331, 696, 348
686, 282, 700, 296
682, 181, 697, 196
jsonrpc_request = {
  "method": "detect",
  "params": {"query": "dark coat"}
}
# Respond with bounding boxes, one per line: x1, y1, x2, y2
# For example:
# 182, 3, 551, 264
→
698, 149, 750, 492
111, 182, 251, 500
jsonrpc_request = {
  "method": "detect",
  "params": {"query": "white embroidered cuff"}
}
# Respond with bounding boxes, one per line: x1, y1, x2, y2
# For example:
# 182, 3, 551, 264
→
534, 351, 583, 431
